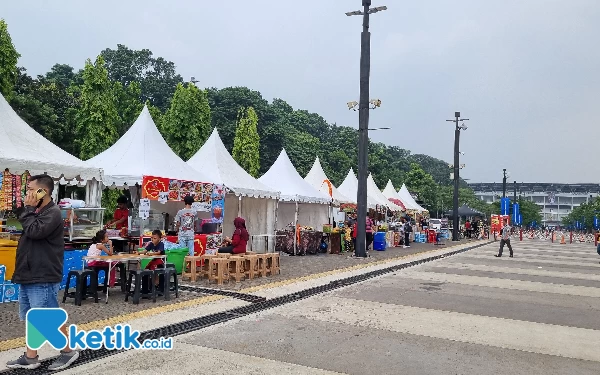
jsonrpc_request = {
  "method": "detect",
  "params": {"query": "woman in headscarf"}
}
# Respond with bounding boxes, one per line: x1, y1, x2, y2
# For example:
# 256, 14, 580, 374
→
218, 217, 249, 254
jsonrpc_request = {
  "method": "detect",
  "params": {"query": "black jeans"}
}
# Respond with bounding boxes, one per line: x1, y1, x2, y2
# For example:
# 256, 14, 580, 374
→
218, 245, 234, 253
405, 232, 410, 246
498, 239, 513, 256
366, 232, 373, 250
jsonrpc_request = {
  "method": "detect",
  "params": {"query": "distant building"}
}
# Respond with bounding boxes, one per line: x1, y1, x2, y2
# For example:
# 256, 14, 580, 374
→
469, 183, 600, 226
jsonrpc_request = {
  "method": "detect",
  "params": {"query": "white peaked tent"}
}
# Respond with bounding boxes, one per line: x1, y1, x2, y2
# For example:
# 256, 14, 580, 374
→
188, 129, 279, 199
382, 180, 407, 211
259, 150, 330, 204
337, 168, 378, 209
187, 128, 279, 246
367, 174, 404, 211
398, 184, 427, 212
304, 157, 352, 205
0, 93, 102, 182
87, 106, 212, 187
259, 150, 330, 254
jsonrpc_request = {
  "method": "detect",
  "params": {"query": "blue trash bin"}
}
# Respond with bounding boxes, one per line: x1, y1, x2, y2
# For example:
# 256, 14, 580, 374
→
373, 232, 386, 251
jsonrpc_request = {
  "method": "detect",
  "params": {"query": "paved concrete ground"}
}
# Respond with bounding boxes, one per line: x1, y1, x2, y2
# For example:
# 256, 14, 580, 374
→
0, 241, 444, 342
7, 239, 598, 374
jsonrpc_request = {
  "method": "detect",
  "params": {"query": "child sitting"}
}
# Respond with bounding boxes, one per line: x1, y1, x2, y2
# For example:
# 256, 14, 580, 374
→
86, 230, 116, 287
139, 230, 165, 287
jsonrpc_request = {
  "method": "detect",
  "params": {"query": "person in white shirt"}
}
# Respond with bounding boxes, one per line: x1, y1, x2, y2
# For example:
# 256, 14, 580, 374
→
495, 221, 513, 257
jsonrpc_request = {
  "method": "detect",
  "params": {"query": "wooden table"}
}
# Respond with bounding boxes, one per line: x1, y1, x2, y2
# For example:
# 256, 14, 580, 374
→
82, 254, 167, 303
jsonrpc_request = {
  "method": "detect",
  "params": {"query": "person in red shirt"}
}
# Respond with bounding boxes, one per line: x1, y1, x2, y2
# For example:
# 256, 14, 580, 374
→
105, 196, 129, 230
218, 217, 249, 254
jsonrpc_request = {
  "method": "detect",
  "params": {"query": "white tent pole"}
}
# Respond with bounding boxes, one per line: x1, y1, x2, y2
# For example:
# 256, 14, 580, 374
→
294, 199, 299, 256
238, 195, 242, 217
274, 198, 279, 231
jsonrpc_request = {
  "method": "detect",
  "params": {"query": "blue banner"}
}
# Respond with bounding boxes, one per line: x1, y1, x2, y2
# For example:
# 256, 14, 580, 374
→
594, 216, 599, 229
500, 198, 510, 215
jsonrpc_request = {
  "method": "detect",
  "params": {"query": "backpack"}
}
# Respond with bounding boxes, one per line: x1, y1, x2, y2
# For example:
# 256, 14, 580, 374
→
406, 223, 412, 233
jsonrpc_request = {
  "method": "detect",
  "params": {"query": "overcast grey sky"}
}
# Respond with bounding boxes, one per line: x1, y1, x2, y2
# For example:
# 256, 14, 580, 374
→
3, 0, 599, 184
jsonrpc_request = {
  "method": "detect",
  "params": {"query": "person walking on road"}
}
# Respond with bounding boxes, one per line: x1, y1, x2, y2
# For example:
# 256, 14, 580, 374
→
495, 221, 513, 258
6, 175, 79, 371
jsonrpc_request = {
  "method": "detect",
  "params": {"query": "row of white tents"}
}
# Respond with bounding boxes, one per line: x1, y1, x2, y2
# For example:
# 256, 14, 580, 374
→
1, 94, 427, 244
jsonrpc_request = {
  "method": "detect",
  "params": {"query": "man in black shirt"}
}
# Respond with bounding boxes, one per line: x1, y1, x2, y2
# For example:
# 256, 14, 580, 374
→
7, 175, 79, 371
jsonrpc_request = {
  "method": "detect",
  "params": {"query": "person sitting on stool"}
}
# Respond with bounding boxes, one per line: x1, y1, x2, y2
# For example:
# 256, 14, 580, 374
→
218, 217, 249, 254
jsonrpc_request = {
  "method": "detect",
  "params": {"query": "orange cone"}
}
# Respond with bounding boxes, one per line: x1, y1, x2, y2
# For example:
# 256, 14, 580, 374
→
560, 235, 566, 245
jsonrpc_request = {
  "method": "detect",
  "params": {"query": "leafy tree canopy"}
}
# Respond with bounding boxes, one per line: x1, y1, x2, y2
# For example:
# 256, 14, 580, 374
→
232, 106, 260, 177
0, 19, 20, 99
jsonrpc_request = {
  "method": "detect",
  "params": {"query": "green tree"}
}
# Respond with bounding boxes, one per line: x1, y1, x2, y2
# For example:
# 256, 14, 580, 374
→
45, 64, 76, 87
76, 55, 120, 160
232, 106, 260, 177
9, 67, 81, 156
562, 197, 599, 230
283, 128, 321, 177
404, 163, 438, 207
146, 100, 163, 127
100, 44, 183, 111
161, 83, 211, 160
0, 19, 20, 99
113, 80, 143, 135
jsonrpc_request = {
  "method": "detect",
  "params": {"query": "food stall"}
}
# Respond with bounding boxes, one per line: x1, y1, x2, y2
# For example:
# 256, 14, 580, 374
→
187, 129, 280, 253
0, 93, 104, 294
139, 175, 225, 255
259, 150, 331, 255
84, 106, 220, 254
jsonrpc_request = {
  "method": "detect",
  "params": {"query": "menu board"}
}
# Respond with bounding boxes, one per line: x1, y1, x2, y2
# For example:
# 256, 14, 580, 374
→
142, 175, 225, 222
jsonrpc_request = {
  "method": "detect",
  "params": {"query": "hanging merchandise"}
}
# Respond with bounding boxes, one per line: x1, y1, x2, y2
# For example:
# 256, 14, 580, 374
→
0, 170, 29, 211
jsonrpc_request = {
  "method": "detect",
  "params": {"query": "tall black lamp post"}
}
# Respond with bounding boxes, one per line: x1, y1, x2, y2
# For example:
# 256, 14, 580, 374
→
346, 1, 387, 257
446, 112, 468, 241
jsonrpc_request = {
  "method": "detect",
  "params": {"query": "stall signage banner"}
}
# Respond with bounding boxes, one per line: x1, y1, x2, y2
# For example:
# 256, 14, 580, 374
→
139, 198, 150, 219
211, 185, 225, 223
142, 175, 225, 222
340, 203, 357, 213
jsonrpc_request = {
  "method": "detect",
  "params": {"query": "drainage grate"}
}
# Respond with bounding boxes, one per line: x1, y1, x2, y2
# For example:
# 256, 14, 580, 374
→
0, 242, 489, 375
177, 285, 267, 303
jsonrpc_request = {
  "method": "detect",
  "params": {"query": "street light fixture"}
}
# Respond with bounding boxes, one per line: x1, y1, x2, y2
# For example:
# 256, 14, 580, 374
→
446, 111, 469, 241
346, 0, 387, 258
190, 76, 199, 85
347, 99, 382, 111
345, 5, 387, 16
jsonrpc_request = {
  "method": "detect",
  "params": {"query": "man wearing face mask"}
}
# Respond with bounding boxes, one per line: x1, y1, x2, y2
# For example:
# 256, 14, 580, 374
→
7, 174, 79, 371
